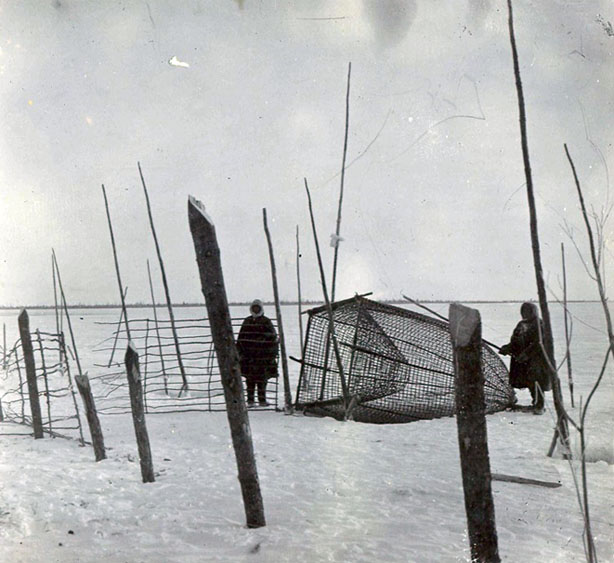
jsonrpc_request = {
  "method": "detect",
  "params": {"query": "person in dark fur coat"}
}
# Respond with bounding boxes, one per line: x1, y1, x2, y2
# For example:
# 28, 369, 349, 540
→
237, 299, 279, 406
499, 301, 551, 413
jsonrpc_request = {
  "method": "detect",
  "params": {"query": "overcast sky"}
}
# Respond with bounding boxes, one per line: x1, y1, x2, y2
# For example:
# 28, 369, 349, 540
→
1, 0, 613, 306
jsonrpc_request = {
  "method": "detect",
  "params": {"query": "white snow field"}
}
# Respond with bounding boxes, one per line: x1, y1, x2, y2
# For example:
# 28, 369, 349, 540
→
0, 302, 612, 562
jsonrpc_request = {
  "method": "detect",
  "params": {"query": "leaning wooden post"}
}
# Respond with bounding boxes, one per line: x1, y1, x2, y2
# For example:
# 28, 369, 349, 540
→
561, 242, 574, 408
304, 179, 350, 413
101, 186, 132, 342
18, 309, 44, 439
138, 163, 188, 395
188, 195, 266, 529
125, 343, 155, 483
331, 61, 352, 302
75, 375, 107, 462
506, 0, 569, 449
449, 303, 500, 563
147, 259, 168, 394
108, 286, 128, 367
262, 208, 292, 412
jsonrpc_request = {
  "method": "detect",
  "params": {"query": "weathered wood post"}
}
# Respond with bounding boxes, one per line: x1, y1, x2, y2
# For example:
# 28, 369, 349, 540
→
262, 208, 292, 412
18, 309, 44, 439
449, 303, 500, 563
188, 195, 266, 529
75, 375, 107, 462
296, 226, 304, 349
125, 343, 155, 483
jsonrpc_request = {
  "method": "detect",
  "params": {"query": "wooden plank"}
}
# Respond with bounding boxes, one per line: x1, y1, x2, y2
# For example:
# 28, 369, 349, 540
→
492, 473, 562, 489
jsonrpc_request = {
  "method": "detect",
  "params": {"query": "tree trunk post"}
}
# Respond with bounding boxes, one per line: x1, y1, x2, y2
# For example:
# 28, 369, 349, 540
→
449, 303, 500, 563
18, 309, 44, 439
75, 375, 107, 462
125, 343, 155, 483
262, 208, 292, 412
188, 196, 266, 529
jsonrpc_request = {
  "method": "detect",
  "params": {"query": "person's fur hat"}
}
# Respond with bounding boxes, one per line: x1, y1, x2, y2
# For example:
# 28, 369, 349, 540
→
250, 299, 264, 318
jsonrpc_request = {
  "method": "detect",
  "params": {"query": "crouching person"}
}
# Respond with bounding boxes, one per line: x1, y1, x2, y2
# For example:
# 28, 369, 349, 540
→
237, 299, 279, 407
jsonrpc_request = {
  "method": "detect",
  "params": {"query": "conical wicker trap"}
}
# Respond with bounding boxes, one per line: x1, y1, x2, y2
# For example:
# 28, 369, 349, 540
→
295, 296, 515, 423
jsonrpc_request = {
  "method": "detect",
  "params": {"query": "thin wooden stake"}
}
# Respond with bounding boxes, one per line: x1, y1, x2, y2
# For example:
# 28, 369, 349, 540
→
304, 179, 350, 413
331, 61, 352, 303
561, 242, 574, 408
52, 253, 61, 367
108, 286, 128, 367
14, 344, 25, 422
2, 323, 6, 369
147, 259, 168, 394
138, 163, 188, 394
296, 226, 304, 350
58, 333, 86, 446
188, 195, 266, 528
262, 208, 292, 412
506, 0, 569, 448
101, 185, 132, 342
36, 330, 52, 434
75, 375, 106, 461
125, 343, 155, 483
18, 309, 44, 439
52, 251, 86, 445
449, 303, 500, 563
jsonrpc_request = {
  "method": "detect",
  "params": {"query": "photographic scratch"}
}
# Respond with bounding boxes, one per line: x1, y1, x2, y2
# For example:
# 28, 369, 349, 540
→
168, 56, 190, 68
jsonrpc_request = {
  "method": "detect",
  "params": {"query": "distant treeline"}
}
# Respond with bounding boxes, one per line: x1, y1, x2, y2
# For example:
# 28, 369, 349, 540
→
0, 299, 601, 310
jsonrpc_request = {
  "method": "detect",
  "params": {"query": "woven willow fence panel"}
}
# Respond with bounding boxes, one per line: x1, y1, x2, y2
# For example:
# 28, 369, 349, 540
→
295, 297, 515, 423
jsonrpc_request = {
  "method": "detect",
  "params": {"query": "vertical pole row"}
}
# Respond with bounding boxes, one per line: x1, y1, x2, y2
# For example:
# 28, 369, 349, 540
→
188, 195, 265, 528
18, 310, 44, 439
262, 208, 292, 412
449, 303, 500, 563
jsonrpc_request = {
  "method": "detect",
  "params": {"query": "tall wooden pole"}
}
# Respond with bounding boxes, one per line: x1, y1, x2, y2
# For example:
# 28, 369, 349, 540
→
138, 163, 188, 394
262, 208, 292, 412
188, 195, 266, 528
304, 179, 350, 412
147, 259, 168, 394
52, 251, 86, 445
101, 185, 132, 342
296, 225, 304, 349
108, 286, 128, 367
18, 309, 44, 439
450, 303, 500, 563
506, 0, 569, 447
331, 61, 352, 302
561, 242, 574, 408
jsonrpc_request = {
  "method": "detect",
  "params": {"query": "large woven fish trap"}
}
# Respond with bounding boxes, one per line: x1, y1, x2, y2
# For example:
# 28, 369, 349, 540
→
295, 296, 515, 423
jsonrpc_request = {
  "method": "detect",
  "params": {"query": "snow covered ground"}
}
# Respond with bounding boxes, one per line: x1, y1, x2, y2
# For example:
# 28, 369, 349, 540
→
0, 302, 612, 562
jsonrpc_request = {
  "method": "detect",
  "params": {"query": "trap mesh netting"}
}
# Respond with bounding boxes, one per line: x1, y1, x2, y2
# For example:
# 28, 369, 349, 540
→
295, 296, 515, 423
